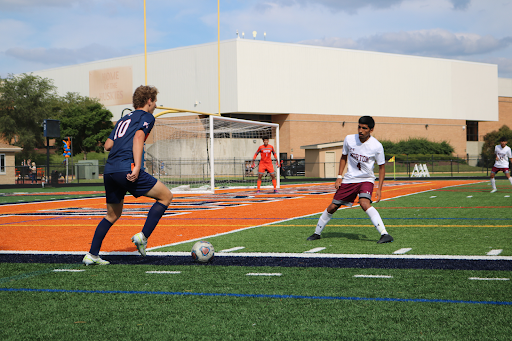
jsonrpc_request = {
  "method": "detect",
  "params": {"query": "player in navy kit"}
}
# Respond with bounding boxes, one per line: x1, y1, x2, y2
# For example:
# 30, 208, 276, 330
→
83, 85, 173, 265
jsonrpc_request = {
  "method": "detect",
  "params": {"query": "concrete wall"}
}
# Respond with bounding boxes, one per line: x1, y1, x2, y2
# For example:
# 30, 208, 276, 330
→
145, 138, 276, 176
0, 153, 17, 185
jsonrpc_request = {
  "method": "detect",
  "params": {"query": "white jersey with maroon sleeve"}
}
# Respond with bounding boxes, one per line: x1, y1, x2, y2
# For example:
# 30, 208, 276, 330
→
341, 134, 385, 184
494, 145, 512, 168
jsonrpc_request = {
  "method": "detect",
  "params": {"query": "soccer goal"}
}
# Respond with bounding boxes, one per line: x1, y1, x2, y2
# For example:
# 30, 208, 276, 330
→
145, 115, 279, 193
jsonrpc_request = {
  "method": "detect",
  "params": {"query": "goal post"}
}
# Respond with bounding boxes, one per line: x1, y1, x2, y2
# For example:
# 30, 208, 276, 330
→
145, 114, 279, 193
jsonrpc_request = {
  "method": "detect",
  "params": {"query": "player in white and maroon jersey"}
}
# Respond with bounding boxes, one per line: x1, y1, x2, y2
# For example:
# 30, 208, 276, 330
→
490, 136, 512, 193
307, 116, 393, 244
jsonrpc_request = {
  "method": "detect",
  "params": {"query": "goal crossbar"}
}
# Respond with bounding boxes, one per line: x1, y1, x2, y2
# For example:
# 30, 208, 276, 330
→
154, 106, 221, 118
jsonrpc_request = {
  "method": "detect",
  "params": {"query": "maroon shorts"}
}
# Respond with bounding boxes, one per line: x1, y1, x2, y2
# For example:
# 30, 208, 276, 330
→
332, 182, 374, 207
491, 167, 509, 174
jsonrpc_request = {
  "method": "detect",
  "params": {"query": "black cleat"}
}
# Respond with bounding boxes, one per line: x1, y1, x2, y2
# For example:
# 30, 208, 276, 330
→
377, 234, 393, 244
307, 233, 321, 241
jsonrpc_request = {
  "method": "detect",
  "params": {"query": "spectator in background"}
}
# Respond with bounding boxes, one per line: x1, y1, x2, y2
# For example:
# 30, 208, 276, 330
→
30, 161, 37, 183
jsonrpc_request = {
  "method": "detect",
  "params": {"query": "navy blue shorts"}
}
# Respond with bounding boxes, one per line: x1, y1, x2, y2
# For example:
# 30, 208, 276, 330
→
104, 170, 158, 204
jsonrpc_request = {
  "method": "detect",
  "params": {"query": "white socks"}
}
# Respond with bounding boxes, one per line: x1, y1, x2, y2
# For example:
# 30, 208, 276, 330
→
314, 207, 387, 236
365, 207, 388, 235
315, 209, 333, 235
491, 178, 496, 190
509, 177, 512, 185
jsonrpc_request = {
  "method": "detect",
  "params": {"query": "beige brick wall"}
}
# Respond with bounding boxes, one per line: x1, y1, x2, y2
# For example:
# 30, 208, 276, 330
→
273, 114, 467, 159
479, 97, 512, 140
0, 153, 17, 185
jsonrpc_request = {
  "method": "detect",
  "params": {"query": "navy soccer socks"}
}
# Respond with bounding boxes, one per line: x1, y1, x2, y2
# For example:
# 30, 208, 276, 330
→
89, 218, 113, 256
141, 201, 168, 239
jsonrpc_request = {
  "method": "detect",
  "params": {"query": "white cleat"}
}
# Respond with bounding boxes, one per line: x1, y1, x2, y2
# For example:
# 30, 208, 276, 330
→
82, 253, 110, 266
490, 189, 497, 193
131, 232, 147, 256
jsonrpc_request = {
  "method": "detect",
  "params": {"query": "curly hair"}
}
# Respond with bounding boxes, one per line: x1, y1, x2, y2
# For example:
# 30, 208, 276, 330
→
132, 85, 159, 109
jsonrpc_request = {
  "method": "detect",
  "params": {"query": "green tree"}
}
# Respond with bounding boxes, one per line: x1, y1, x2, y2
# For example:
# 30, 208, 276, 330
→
59, 93, 114, 160
380, 138, 454, 155
0, 73, 60, 159
481, 125, 512, 167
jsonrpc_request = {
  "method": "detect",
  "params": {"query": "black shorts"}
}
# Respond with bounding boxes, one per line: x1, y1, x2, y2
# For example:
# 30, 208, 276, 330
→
104, 170, 158, 204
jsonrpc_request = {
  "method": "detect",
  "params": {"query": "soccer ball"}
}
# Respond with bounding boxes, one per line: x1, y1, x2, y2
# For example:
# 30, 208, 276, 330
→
191, 241, 214, 263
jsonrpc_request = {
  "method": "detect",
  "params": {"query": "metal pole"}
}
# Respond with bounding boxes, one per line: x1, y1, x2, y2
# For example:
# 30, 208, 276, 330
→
144, 0, 147, 85
210, 115, 215, 192
46, 137, 50, 186
276, 125, 280, 188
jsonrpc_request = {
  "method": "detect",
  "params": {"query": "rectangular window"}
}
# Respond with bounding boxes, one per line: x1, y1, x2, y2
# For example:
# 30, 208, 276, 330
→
466, 121, 478, 141
0, 154, 5, 174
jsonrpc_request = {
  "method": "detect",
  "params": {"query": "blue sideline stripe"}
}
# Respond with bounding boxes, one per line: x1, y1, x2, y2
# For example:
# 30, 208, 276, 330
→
1, 287, 511, 305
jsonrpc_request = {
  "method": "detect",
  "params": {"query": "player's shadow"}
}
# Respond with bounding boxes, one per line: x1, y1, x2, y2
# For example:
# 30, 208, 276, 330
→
321, 232, 373, 242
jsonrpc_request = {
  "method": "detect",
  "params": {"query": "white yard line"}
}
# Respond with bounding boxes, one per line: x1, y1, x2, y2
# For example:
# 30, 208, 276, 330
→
304, 247, 326, 253
487, 249, 503, 256
218, 246, 245, 253
393, 248, 412, 254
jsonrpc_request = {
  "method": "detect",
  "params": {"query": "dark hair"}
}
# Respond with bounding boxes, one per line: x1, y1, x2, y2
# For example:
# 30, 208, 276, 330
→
358, 116, 375, 129
133, 85, 158, 109
500, 136, 508, 142
262, 136, 270, 141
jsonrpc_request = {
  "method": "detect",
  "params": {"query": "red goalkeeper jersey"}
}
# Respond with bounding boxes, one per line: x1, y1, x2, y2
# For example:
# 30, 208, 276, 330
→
254, 144, 276, 164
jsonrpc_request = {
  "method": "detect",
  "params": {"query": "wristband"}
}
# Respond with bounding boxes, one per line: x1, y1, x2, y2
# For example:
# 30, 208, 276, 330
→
337, 175, 343, 179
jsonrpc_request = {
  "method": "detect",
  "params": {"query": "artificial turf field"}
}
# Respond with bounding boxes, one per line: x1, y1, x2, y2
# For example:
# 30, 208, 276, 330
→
1, 179, 511, 340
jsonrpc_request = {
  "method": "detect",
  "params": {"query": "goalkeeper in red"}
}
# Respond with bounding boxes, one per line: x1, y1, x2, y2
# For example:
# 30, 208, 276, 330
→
307, 116, 393, 244
252, 137, 279, 193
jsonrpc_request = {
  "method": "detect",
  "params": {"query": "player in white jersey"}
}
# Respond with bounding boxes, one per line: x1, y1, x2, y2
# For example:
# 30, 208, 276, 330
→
490, 136, 512, 193
307, 116, 393, 244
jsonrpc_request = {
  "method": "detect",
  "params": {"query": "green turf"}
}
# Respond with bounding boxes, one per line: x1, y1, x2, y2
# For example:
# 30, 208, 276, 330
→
2, 180, 512, 339
1, 263, 511, 340
0, 186, 105, 204
154, 180, 512, 256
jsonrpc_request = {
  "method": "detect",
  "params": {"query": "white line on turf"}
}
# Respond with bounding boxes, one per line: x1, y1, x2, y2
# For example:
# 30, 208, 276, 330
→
304, 247, 326, 253
353, 275, 393, 278
145, 271, 181, 274
3, 250, 512, 261
430, 196, 437, 198
505, 195, 510, 198
393, 248, 412, 254
219, 246, 245, 253
246, 273, 282, 276
487, 249, 503, 256
467, 196, 473, 198
53, 269, 85, 272
468, 277, 509, 281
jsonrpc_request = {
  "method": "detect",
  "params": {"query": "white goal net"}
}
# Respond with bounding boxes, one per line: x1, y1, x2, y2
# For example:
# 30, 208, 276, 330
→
145, 115, 279, 193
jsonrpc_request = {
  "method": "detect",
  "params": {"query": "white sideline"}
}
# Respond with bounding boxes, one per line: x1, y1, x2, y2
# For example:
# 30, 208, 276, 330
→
2, 250, 512, 261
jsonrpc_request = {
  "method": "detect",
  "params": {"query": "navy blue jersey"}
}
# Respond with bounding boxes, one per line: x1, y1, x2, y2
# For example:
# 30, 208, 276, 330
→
104, 110, 155, 174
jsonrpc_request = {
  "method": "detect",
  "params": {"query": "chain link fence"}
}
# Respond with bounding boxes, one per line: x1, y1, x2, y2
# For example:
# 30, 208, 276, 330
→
3, 156, 503, 187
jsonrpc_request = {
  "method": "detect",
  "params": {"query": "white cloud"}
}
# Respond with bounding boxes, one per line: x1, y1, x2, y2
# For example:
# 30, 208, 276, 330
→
4, 44, 131, 65
299, 29, 512, 58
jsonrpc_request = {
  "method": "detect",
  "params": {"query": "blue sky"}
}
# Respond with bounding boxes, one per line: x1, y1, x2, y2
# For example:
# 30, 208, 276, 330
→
1, 0, 511, 78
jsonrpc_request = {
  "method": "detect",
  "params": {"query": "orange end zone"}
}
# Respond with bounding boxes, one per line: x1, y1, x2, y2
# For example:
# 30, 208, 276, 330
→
0, 180, 484, 253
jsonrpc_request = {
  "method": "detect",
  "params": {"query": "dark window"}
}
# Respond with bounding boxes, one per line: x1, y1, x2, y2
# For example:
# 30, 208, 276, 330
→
466, 121, 478, 141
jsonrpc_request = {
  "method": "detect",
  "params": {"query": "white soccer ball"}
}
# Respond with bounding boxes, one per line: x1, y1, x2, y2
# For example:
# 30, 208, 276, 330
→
191, 241, 214, 263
